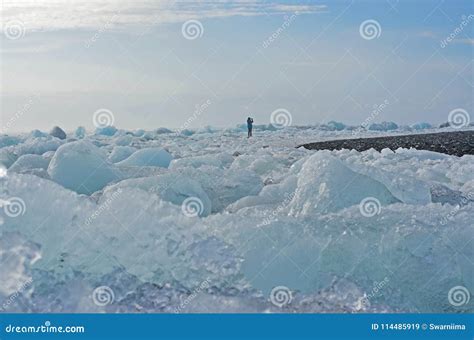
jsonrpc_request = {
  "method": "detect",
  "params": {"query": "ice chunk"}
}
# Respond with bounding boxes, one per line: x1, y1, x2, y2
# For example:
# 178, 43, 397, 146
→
180, 129, 194, 136
0, 232, 41, 297
0, 135, 21, 148
368, 121, 398, 131
170, 166, 263, 212
411, 122, 432, 130
289, 151, 399, 215
430, 183, 473, 206
170, 153, 233, 170
104, 173, 212, 216
29, 129, 48, 138
108, 146, 136, 163
228, 175, 298, 212
155, 127, 173, 134
230, 153, 279, 176
48, 140, 122, 194
324, 121, 346, 131
95, 126, 118, 136
1, 174, 241, 291
12, 136, 64, 157
117, 148, 172, 168
337, 149, 433, 204
9, 154, 50, 173
0, 149, 18, 168
75, 126, 86, 139
49, 126, 67, 140
133, 129, 145, 137
113, 134, 133, 146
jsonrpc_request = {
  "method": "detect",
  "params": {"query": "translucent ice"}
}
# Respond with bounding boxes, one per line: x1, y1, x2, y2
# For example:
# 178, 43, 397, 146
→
48, 140, 122, 194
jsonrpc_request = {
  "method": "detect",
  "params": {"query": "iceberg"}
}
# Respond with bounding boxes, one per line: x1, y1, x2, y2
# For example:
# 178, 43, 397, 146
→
289, 151, 399, 216
1, 124, 472, 313
108, 146, 136, 163
368, 121, 398, 131
117, 148, 172, 168
48, 140, 122, 194
9, 154, 50, 173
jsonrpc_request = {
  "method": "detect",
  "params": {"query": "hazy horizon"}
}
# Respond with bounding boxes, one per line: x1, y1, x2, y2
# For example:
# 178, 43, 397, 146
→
1, 0, 473, 133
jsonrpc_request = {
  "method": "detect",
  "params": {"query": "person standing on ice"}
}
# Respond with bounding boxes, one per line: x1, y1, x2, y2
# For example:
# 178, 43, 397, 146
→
247, 117, 254, 138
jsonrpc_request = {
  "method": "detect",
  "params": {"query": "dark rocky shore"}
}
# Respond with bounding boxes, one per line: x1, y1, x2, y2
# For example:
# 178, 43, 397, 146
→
299, 130, 474, 157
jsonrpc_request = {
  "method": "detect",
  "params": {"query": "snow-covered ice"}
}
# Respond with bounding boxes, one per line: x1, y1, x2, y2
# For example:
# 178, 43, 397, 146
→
0, 124, 472, 313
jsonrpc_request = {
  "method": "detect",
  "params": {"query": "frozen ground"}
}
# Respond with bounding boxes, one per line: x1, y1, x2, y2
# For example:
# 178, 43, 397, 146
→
0, 124, 473, 313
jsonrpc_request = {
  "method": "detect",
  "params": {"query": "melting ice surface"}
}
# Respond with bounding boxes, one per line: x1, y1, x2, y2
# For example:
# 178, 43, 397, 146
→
0, 125, 473, 313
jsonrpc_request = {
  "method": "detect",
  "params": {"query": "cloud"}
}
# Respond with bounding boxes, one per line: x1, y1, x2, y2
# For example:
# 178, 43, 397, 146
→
417, 30, 437, 39
454, 38, 474, 45
1, 0, 327, 32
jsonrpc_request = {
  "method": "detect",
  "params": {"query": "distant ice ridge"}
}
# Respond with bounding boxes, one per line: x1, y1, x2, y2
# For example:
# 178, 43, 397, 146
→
0, 125, 473, 313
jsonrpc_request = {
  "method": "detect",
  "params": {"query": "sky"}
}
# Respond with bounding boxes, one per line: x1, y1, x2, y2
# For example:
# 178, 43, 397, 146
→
0, 0, 473, 132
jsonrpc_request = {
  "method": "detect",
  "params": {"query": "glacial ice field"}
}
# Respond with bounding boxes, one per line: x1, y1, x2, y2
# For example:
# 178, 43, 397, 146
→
0, 124, 473, 313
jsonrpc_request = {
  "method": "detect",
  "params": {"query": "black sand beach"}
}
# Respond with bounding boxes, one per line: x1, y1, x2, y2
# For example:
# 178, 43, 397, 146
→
299, 130, 474, 157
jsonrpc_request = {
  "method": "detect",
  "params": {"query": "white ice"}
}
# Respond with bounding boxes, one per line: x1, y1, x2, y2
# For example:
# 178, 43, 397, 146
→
0, 124, 472, 313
